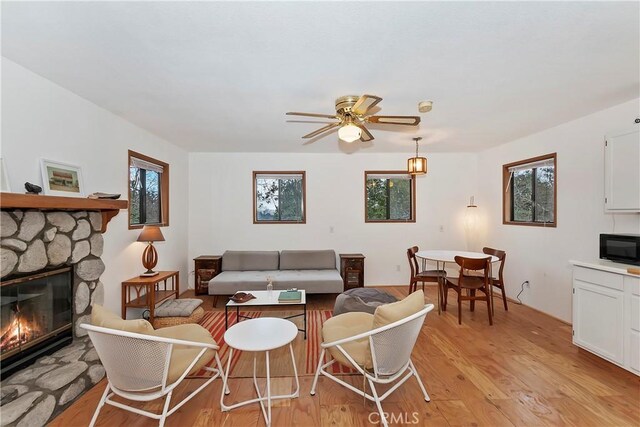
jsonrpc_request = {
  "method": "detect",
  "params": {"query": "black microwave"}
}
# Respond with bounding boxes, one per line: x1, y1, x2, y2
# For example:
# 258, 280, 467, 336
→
600, 234, 640, 265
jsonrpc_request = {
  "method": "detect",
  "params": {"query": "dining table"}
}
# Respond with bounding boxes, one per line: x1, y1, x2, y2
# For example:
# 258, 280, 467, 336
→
415, 250, 500, 315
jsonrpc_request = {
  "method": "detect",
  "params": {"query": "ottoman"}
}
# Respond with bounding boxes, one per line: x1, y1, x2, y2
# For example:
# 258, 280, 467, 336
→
333, 288, 398, 316
151, 298, 205, 329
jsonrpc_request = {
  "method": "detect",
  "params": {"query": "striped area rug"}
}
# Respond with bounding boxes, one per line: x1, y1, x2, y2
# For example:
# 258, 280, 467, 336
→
196, 309, 355, 377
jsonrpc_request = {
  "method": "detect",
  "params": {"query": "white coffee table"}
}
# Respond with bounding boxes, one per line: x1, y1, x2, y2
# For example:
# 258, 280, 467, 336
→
225, 290, 307, 339
220, 317, 300, 427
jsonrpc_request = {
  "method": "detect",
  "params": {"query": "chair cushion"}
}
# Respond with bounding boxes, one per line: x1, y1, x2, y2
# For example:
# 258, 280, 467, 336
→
322, 312, 374, 370
91, 304, 154, 334
221, 250, 279, 271
372, 290, 424, 330
280, 250, 336, 270
150, 324, 218, 384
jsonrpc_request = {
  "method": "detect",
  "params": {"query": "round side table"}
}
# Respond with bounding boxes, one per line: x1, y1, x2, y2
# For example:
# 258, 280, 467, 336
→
220, 317, 299, 426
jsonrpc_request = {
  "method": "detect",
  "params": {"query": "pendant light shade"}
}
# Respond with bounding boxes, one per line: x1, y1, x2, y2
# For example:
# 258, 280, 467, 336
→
407, 137, 427, 175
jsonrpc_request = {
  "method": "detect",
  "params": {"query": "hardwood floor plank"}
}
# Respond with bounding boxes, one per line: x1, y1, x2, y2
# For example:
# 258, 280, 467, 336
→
48, 286, 640, 427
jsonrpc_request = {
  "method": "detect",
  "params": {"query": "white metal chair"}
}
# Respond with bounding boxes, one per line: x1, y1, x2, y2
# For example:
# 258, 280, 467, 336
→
310, 304, 434, 427
81, 323, 227, 427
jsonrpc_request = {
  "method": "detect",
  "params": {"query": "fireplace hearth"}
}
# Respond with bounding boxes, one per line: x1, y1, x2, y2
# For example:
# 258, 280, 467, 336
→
1, 267, 73, 379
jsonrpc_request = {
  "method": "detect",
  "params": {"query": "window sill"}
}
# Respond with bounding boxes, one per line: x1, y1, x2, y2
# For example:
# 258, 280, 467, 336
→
365, 219, 416, 223
502, 221, 556, 228
129, 222, 169, 230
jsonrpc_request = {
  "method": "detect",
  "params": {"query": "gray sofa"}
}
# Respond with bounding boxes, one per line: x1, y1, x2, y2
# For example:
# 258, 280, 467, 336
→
208, 249, 344, 296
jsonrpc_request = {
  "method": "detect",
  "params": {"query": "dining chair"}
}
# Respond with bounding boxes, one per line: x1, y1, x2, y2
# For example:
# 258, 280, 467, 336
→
406, 246, 447, 296
444, 256, 493, 325
483, 247, 508, 311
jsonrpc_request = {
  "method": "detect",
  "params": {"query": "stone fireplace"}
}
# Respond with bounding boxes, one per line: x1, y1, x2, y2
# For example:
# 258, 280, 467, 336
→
0, 195, 126, 426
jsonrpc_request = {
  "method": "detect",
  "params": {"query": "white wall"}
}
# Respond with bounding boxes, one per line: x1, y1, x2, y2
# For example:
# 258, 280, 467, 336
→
188, 152, 478, 286
1, 58, 190, 315
477, 99, 640, 322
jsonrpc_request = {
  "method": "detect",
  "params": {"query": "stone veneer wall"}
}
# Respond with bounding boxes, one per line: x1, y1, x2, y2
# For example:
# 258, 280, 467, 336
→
0, 209, 108, 426
1, 209, 106, 335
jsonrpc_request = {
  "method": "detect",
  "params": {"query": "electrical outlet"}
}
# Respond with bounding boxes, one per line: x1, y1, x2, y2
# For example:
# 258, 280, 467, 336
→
395, 265, 400, 272
439, 225, 444, 232
329, 226, 334, 233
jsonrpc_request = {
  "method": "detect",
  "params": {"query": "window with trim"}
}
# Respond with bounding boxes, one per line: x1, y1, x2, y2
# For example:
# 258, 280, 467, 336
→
503, 153, 556, 227
365, 171, 416, 222
128, 150, 169, 229
253, 171, 306, 223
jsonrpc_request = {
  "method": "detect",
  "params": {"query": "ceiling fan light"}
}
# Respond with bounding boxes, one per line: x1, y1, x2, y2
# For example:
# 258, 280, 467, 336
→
338, 124, 361, 143
408, 156, 427, 175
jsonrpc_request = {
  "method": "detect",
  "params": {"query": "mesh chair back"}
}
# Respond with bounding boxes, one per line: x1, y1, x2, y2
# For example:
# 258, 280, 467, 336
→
87, 328, 171, 392
370, 311, 427, 376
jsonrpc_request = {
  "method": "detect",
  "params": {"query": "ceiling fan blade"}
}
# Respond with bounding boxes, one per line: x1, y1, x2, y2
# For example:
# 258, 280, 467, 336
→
356, 124, 374, 142
286, 112, 339, 119
367, 115, 421, 126
352, 94, 382, 116
302, 122, 341, 139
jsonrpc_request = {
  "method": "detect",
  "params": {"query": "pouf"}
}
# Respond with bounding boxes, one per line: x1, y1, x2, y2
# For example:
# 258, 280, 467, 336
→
333, 288, 398, 316
152, 298, 205, 329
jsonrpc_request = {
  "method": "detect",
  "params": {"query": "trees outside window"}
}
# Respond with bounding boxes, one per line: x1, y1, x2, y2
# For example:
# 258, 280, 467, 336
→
128, 151, 169, 228
253, 172, 306, 223
365, 171, 415, 222
503, 153, 556, 227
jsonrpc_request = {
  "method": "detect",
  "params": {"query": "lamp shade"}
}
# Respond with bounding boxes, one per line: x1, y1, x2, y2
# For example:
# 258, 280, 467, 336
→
137, 225, 165, 242
407, 156, 427, 175
338, 124, 362, 142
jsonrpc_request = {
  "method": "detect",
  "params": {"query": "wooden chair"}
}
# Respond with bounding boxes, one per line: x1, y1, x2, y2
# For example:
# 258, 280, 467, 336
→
407, 246, 447, 295
444, 256, 493, 325
482, 247, 508, 311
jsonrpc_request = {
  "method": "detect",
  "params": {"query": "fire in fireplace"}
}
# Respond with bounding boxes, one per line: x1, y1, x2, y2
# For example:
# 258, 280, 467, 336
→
1, 266, 73, 379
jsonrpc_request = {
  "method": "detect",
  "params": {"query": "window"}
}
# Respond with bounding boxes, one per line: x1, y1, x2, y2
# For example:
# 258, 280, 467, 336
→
253, 171, 306, 223
503, 153, 556, 227
365, 171, 416, 222
128, 150, 169, 229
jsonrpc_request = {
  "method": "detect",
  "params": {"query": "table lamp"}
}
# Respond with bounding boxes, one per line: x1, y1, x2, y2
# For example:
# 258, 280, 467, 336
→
137, 225, 165, 277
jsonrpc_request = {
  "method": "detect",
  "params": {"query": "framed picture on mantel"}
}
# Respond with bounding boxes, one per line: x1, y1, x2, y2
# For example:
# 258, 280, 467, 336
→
40, 159, 85, 197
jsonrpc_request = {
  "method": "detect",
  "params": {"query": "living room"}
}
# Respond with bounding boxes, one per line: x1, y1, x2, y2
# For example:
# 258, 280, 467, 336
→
1, 1, 639, 426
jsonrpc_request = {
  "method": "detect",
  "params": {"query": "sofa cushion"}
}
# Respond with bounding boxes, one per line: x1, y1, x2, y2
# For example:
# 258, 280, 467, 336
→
91, 304, 154, 334
209, 269, 343, 295
221, 250, 279, 271
280, 250, 336, 270
372, 290, 425, 330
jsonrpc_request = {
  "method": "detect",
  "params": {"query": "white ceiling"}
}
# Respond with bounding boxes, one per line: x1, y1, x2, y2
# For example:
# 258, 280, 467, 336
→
2, 1, 638, 153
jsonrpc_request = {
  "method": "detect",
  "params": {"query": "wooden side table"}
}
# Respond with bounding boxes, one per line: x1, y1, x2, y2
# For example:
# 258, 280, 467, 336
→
194, 255, 222, 296
339, 254, 365, 291
121, 271, 179, 323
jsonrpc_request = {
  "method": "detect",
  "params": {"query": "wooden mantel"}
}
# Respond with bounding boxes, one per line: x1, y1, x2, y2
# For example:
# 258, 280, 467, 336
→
0, 193, 128, 233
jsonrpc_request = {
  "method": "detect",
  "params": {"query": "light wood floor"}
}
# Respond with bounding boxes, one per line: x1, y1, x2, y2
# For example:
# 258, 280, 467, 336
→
51, 286, 640, 426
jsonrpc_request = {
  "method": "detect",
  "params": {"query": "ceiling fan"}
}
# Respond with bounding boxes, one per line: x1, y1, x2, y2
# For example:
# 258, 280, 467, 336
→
286, 94, 421, 143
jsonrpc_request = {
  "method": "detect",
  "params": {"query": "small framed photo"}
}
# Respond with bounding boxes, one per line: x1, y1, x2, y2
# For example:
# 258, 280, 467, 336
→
0, 158, 10, 192
40, 159, 85, 197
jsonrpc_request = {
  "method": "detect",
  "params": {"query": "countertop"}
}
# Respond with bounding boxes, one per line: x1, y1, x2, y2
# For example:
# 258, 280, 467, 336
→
569, 259, 640, 277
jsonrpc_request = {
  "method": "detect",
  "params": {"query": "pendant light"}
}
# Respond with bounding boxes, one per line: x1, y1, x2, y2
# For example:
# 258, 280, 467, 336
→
407, 137, 427, 175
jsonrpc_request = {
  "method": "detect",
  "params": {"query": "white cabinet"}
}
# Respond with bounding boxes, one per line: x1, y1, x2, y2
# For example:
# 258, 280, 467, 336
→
571, 261, 640, 375
624, 275, 640, 375
604, 128, 640, 212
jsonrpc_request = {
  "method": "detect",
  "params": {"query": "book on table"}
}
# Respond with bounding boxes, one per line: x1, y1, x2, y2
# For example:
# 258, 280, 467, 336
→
278, 290, 302, 303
